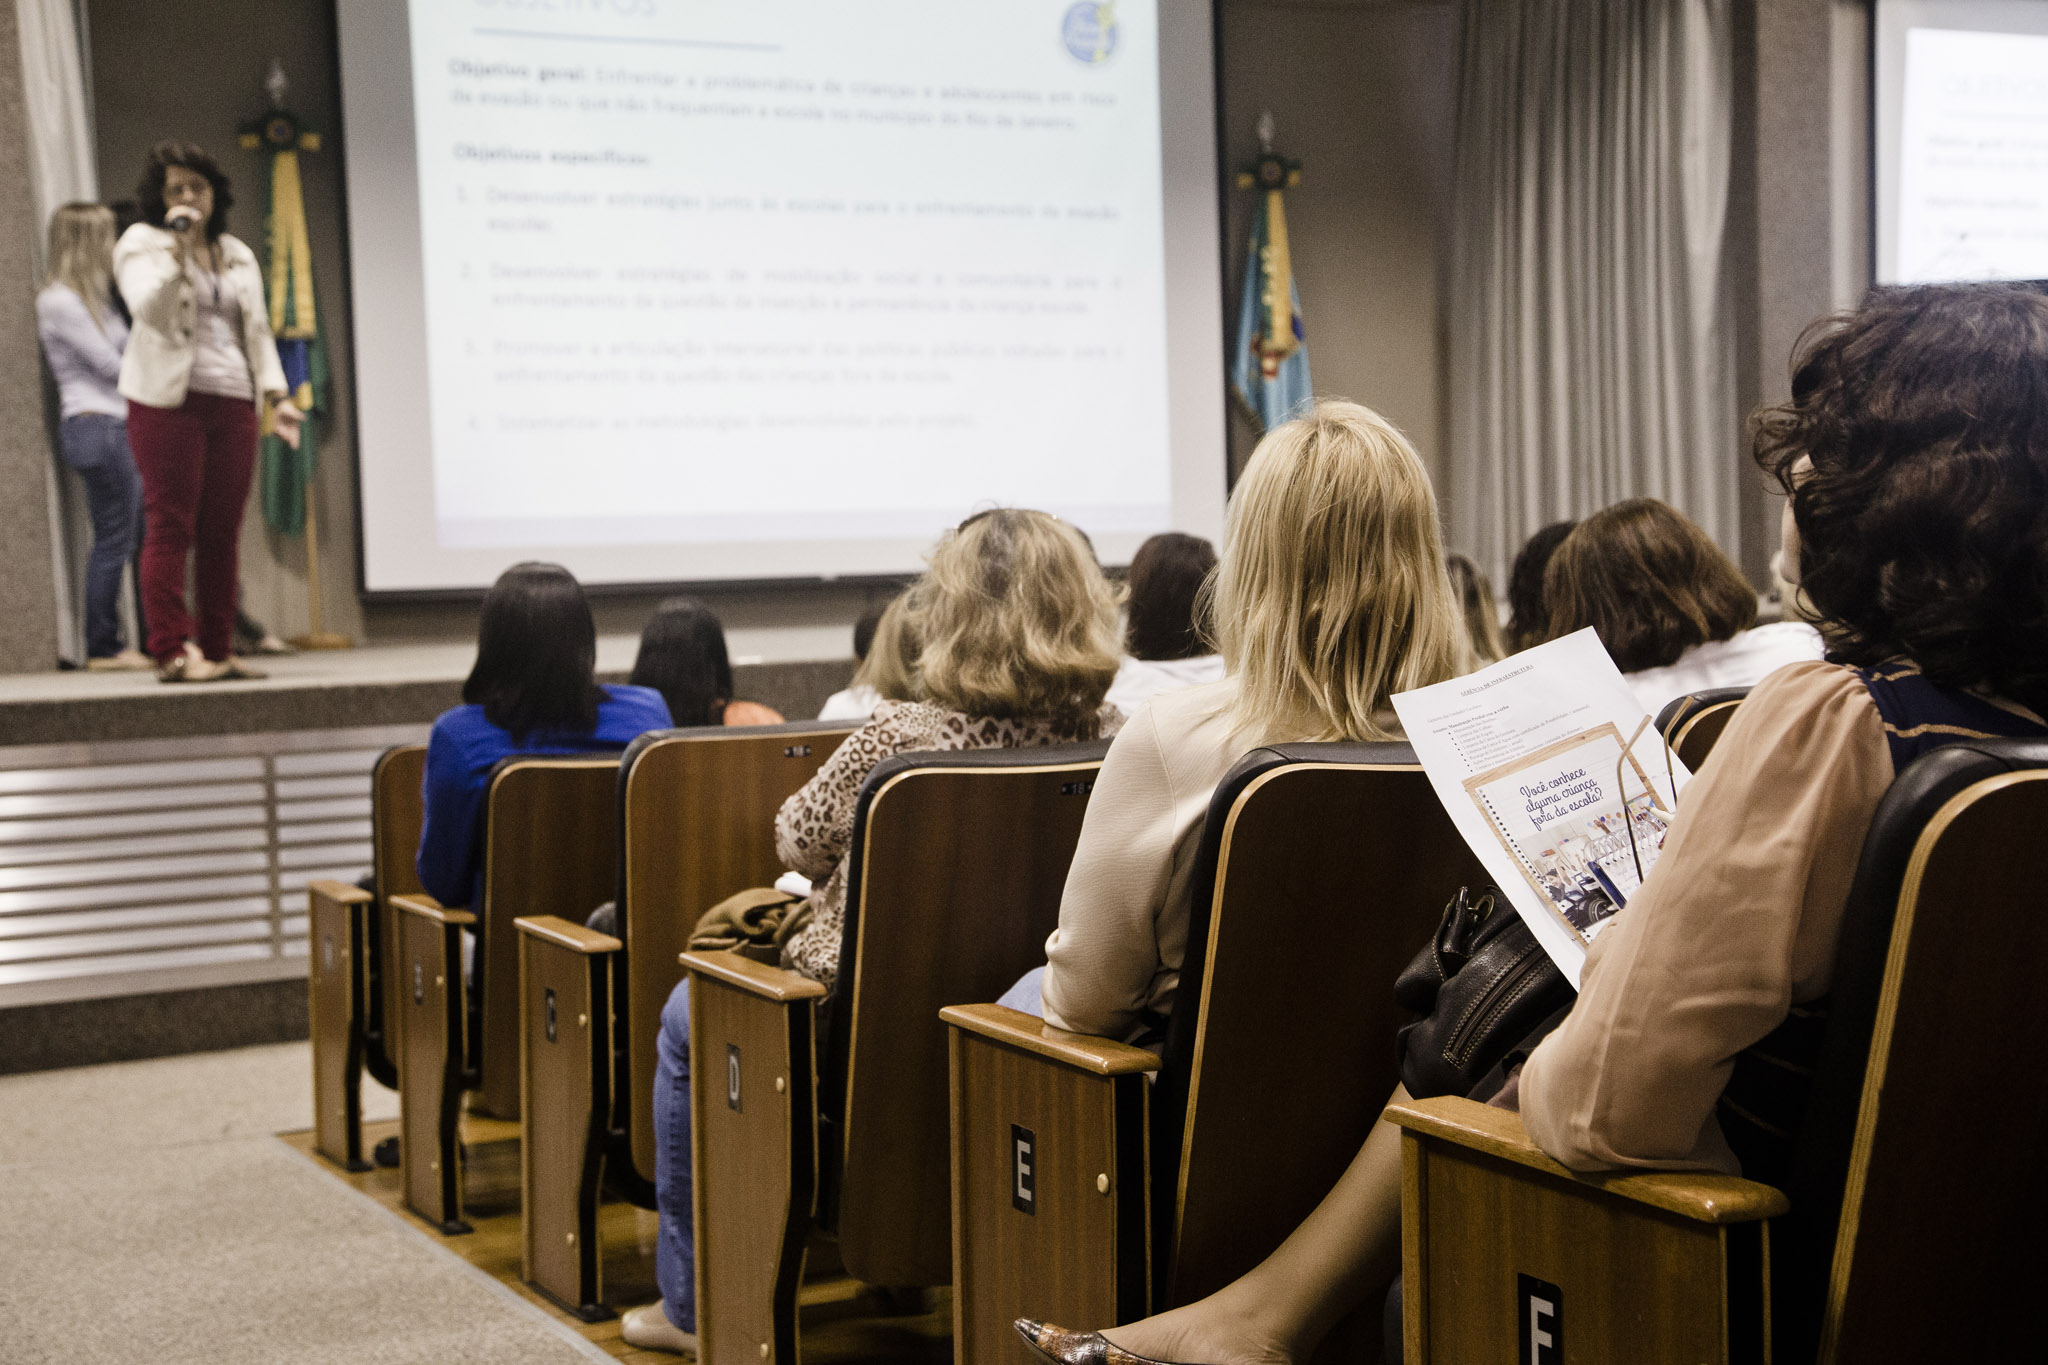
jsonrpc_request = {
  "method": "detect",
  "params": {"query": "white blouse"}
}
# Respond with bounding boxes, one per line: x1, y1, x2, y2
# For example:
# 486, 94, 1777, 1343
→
1624, 621, 1826, 718
1103, 653, 1227, 719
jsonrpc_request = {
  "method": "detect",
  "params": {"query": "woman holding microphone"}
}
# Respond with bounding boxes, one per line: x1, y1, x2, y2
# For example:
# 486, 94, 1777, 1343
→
115, 141, 301, 682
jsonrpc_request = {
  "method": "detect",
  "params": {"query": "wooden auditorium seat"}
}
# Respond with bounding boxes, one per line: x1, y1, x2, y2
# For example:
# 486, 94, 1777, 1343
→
308, 741, 426, 1171
1388, 737, 2048, 1363
386, 754, 621, 1233
944, 742, 1487, 1364
513, 721, 853, 1319
1653, 686, 1749, 772
681, 741, 1110, 1365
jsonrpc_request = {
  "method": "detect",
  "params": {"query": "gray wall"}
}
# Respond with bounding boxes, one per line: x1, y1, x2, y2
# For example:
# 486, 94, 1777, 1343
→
1726, 0, 1874, 581
1219, 0, 1458, 495
0, 1, 62, 669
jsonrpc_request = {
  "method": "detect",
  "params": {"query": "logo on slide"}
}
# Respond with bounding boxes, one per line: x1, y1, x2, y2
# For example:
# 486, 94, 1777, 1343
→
1062, 2, 1119, 65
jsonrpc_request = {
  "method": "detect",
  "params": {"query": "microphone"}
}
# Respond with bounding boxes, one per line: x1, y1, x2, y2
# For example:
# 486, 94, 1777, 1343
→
165, 206, 201, 231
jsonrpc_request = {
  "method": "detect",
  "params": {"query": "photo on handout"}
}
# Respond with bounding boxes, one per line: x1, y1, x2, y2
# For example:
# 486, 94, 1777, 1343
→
1462, 721, 1675, 944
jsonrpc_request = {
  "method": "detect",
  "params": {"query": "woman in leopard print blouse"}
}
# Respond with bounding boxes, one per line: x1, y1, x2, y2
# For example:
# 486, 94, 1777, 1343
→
626, 507, 1126, 1354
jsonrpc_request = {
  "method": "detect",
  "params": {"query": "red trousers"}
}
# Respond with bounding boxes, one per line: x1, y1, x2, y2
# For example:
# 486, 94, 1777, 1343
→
127, 391, 259, 663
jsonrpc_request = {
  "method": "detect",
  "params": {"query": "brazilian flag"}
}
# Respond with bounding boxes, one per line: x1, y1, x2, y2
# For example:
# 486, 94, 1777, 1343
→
245, 110, 328, 536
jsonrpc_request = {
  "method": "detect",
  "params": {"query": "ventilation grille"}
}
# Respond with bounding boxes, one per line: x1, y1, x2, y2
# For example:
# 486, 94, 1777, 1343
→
0, 724, 429, 1008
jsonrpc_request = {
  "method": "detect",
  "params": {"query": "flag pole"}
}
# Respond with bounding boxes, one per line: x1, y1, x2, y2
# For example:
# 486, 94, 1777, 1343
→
289, 473, 351, 650
250, 60, 351, 651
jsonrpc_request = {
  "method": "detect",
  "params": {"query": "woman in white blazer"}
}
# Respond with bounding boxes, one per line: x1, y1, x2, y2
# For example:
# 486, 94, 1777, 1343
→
115, 141, 301, 682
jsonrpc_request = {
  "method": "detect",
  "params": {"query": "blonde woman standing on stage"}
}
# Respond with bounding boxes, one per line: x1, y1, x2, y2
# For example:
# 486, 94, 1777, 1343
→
37, 203, 149, 670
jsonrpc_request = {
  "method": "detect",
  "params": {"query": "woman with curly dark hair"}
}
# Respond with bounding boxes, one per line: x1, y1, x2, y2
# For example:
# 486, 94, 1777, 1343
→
1014, 284, 2048, 1365
115, 141, 302, 682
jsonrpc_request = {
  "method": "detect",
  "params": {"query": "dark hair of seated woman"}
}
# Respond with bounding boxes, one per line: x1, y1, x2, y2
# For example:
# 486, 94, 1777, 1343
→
1504, 519, 1575, 652
1124, 531, 1218, 661
851, 595, 890, 664
1541, 499, 1757, 672
461, 561, 605, 742
630, 596, 738, 727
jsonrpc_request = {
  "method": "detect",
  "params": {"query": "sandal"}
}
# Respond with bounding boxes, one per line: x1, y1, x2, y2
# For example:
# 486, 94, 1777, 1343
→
156, 642, 223, 683
217, 656, 269, 680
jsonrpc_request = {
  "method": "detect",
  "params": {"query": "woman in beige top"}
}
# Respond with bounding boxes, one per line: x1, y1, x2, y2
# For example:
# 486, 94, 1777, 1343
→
1019, 285, 2048, 1365
1001, 399, 1474, 1043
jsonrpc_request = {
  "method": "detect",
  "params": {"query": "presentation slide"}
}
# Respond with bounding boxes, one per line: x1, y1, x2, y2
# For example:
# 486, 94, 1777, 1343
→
338, 0, 1225, 593
1876, 0, 2048, 284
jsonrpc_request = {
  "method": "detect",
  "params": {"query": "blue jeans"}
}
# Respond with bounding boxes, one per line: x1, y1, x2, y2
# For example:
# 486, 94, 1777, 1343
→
58, 414, 142, 659
997, 964, 1047, 1017
653, 980, 698, 1333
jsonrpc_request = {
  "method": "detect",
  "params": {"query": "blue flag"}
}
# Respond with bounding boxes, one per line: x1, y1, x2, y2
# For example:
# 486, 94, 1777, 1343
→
1231, 195, 1312, 431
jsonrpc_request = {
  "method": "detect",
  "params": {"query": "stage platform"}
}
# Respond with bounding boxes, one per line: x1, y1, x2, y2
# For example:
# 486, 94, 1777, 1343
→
0, 641, 854, 1034
0, 637, 854, 747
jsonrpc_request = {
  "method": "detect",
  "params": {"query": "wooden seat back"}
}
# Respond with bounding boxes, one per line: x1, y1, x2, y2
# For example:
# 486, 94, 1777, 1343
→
370, 743, 427, 1071
615, 722, 853, 1184
1653, 687, 1749, 772
829, 741, 1111, 1287
1782, 738, 2048, 1361
473, 756, 622, 1118
1154, 742, 1488, 1313
1392, 737, 2048, 1364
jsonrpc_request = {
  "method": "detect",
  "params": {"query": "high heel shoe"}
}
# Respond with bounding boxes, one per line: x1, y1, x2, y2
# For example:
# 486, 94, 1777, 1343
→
1014, 1319, 1205, 1365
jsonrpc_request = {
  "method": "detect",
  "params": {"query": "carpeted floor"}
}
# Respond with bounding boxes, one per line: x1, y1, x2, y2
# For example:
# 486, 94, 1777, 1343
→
0, 1043, 609, 1364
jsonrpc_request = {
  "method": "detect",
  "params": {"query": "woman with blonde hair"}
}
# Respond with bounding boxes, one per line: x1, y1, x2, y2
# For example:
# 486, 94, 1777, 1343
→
997, 398, 1471, 1046
37, 203, 149, 669
1444, 552, 1508, 664
624, 507, 1124, 1354
819, 591, 921, 720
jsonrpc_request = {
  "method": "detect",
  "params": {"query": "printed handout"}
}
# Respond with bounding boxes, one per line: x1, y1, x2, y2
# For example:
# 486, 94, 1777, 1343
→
1391, 630, 1691, 987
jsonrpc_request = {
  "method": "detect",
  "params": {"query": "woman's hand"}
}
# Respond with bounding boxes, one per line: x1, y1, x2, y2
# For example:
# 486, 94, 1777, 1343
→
163, 207, 206, 265
271, 398, 305, 450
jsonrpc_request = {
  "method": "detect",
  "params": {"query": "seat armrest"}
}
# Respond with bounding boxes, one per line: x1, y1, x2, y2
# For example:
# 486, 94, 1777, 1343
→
390, 893, 470, 927
309, 879, 374, 906
1385, 1095, 1788, 1224
939, 1003, 1159, 1077
515, 915, 620, 955
680, 949, 827, 1002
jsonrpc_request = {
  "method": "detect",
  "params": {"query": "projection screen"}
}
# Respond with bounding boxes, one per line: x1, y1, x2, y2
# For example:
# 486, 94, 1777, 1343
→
1876, 0, 2048, 285
336, 0, 1227, 593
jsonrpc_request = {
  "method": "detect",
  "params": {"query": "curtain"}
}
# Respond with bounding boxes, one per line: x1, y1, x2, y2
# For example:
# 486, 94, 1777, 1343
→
17, 0, 95, 268
17, 0, 99, 664
1446, 0, 1737, 584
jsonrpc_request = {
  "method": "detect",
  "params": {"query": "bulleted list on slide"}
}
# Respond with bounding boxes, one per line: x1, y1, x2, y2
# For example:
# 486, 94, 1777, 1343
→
1897, 26, 2048, 285
408, 0, 1174, 550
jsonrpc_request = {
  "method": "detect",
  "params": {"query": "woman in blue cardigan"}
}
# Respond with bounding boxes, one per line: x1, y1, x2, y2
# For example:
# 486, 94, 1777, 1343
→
416, 562, 671, 909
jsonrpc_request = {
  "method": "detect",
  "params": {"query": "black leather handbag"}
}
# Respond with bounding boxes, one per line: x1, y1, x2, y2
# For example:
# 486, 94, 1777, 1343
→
1394, 885, 1575, 1100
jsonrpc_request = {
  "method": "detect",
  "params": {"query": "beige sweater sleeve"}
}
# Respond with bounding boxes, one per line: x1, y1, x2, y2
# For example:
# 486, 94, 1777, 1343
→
1519, 663, 1893, 1174
1039, 703, 1181, 1039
